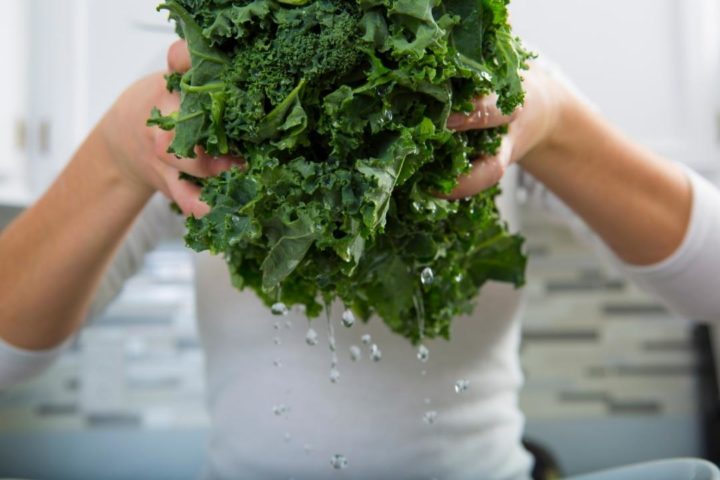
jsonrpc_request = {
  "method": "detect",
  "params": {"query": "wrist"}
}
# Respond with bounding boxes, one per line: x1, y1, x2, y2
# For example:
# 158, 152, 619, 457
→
95, 106, 156, 200
87, 119, 155, 204
519, 70, 587, 173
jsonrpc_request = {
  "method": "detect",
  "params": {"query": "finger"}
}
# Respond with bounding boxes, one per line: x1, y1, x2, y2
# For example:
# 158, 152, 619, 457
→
154, 129, 244, 178
445, 140, 513, 200
193, 146, 247, 176
447, 94, 521, 132
167, 40, 191, 73
162, 165, 211, 218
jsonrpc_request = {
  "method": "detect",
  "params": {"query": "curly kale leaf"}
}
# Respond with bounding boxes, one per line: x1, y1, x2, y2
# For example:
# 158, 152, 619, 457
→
153, 0, 530, 344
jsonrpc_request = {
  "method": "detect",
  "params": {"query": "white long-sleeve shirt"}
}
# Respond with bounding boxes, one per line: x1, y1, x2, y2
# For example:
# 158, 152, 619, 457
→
1, 167, 719, 480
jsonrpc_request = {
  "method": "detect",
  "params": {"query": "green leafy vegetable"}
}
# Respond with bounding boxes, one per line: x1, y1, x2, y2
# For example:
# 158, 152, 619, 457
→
150, 0, 531, 343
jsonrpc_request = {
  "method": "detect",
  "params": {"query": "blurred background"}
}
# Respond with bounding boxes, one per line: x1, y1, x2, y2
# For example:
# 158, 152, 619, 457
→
1, 0, 720, 479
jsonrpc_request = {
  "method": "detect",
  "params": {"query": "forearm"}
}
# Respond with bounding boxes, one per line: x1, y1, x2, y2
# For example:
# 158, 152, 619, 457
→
521, 99, 692, 266
0, 126, 152, 350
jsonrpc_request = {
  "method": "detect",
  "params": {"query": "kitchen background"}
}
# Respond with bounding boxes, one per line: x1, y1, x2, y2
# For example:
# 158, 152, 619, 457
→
1, 0, 720, 478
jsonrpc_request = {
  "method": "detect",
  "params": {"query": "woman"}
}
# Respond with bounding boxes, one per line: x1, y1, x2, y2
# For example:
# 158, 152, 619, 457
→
1, 42, 718, 479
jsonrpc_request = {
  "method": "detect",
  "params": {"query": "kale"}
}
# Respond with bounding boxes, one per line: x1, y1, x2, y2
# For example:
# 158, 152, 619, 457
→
149, 0, 531, 343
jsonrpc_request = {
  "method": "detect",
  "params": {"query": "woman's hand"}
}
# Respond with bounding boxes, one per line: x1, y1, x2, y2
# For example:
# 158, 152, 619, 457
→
97, 40, 242, 217
445, 64, 575, 199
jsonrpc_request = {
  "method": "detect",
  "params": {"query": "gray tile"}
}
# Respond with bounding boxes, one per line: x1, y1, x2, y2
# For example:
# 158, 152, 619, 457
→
176, 337, 201, 351
608, 400, 662, 415
558, 391, 609, 404
526, 245, 550, 257
127, 378, 180, 389
86, 413, 142, 428
523, 330, 600, 342
588, 365, 702, 377
65, 378, 80, 391
615, 365, 702, 377
94, 314, 173, 327
35, 403, 79, 416
546, 279, 626, 293
602, 303, 669, 317
642, 340, 695, 352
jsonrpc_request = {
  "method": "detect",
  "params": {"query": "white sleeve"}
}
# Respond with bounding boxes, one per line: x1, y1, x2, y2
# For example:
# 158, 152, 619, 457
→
0, 194, 183, 390
0, 339, 69, 390
618, 167, 720, 322
87, 194, 185, 318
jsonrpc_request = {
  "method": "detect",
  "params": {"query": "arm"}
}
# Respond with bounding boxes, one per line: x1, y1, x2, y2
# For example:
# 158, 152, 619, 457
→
0, 192, 183, 389
448, 65, 692, 266
448, 64, 720, 320
521, 89, 692, 266
0, 42, 239, 352
0, 122, 152, 350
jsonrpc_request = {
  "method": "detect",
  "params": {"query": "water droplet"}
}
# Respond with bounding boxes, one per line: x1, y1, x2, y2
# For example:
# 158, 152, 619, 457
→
272, 303, 289, 316
349, 345, 362, 362
341, 309, 356, 328
330, 454, 348, 470
361, 334, 372, 345
423, 410, 438, 425
304, 443, 313, 454
417, 345, 429, 363
273, 337, 281, 346
305, 328, 319, 346
273, 359, 282, 368
285, 320, 292, 330
370, 344, 382, 362
329, 368, 340, 384
296, 304, 307, 315
420, 267, 435, 286
273, 404, 288, 416
454, 274, 464, 283
424, 398, 432, 405
284, 432, 292, 442
273, 322, 281, 330
325, 308, 336, 353
421, 370, 427, 376
454, 379, 470, 393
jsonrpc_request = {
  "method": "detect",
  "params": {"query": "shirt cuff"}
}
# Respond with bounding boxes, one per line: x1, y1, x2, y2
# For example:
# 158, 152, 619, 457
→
623, 165, 712, 278
618, 164, 720, 322
0, 336, 67, 390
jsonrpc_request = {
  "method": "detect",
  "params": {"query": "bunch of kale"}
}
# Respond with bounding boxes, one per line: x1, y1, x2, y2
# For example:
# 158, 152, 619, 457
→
150, 0, 531, 343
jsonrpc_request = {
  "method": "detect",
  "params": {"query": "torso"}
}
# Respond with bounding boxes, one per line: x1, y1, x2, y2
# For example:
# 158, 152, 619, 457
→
194, 177, 532, 480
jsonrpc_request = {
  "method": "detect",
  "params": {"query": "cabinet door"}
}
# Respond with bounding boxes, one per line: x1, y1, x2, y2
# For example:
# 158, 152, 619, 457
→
511, 0, 720, 172
84, 0, 176, 128
25, 0, 175, 195
0, 0, 29, 203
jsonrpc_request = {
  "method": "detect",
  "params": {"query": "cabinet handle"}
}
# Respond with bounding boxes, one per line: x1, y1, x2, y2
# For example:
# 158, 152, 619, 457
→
39, 120, 51, 154
14, 118, 26, 151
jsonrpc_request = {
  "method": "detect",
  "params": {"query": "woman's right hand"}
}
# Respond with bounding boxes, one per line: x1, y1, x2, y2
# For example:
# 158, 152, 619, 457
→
98, 41, 242, 217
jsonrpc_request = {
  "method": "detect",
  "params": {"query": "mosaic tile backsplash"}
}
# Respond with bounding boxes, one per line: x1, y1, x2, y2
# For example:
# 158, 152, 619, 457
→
0, 203, 707, 476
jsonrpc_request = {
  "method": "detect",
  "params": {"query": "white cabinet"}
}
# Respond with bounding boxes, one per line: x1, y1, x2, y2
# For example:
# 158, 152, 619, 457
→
511, 0, 720, 173
24, 0, 175, 196
0, 0, 29, 203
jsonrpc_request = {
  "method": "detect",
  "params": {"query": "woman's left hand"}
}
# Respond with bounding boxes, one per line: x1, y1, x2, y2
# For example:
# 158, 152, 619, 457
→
445, 64, 574, 199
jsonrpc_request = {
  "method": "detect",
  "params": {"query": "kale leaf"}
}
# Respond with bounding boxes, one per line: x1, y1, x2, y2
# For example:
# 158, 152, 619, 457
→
149, 0, 531, 343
